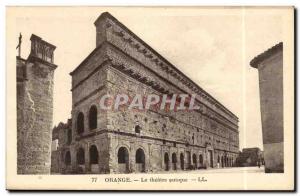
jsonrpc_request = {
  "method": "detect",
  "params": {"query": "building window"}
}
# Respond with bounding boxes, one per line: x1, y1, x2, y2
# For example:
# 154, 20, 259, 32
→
89, 105, 97, 130
77, 112, 84, 134
135, 125, 141, 134
192, 134, 195, 144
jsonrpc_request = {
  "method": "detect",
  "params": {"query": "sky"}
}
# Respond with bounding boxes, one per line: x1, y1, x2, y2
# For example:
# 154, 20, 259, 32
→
9, 7, 289, 150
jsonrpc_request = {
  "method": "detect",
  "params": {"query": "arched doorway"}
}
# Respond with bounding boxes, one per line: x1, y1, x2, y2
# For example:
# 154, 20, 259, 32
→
118, 147, 129, 173
172, 153, 177, 170
77, 148, 85, 173
77, 148, 85, 165
186, 151, 191, 169
136, 148, 145, 172
89, 145, 99, 173
65, 151, 71, 166
180, 153, 184, 170
164, 153, 169, 171
226, 157, 229, 167
192, 154, 197, 169
217, 155, 220, 168
199, 154, 203, 168
222, 156, 225, 167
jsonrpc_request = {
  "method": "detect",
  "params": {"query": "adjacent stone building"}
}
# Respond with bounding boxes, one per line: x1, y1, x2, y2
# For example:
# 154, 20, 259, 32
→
250, 42, 284, 173
17, 34, 57, 174
236, 147, 263, 167
52, 12, 239, 174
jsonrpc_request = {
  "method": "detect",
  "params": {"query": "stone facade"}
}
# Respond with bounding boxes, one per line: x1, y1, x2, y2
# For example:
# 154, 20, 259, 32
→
250, 42, 284, 173
53, 12, 239, 174
17, 34, 57, 174
51, 120, 72, 174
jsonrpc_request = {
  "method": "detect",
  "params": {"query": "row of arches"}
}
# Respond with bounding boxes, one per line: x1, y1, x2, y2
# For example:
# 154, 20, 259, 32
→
64, 145, 99, 167
164, 152, 204, 171
76, 105, 98, 134
64, 146, 236, 173
217, 155, 235, 167
117, 147, 146, 173
64, 145, 147, 173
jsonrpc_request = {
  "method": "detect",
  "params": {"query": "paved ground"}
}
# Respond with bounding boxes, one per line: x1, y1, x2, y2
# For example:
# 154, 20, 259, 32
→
194, 166, 264, 173
158, 166, 265, 174
52, 166, 265, 175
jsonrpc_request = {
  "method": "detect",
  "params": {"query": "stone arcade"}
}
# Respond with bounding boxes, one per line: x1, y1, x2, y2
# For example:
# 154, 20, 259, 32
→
51, 12, 239, 174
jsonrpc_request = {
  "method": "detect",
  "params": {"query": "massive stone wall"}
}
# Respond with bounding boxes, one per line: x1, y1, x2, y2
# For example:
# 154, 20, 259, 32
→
94, 12, 239, 127
250, 42, 283, 173
17, 35, 57, 174
58, 12, 239, 174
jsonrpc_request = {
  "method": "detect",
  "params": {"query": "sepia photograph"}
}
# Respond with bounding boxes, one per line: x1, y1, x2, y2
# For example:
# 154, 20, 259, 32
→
6, 6, 294, 190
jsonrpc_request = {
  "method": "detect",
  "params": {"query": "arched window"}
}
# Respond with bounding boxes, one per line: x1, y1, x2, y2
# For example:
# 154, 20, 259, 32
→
77, 148, 85, 165
135, 125, 141, 134
89, 105, 97, 130
65, 151, 71, 165
77, 112, 84, 134
67, 129, 72, 145
89, 145, 98, 164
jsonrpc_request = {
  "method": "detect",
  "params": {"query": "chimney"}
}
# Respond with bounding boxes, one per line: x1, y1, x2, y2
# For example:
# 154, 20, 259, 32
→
94, 12, 113, 47
29, 34, 56, 64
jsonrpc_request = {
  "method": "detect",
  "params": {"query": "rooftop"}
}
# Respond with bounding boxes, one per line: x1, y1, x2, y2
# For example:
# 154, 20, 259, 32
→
250, 42, 283, 68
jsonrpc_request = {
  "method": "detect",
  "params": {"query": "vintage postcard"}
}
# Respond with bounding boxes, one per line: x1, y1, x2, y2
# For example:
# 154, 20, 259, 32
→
6, 6, 294, 190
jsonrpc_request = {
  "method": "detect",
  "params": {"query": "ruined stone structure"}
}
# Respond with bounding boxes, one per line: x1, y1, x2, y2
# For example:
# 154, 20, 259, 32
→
51, 120, 72, 173
52, 12, 239, 174
17, 34, 57, 174
250, 42, 284, 173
